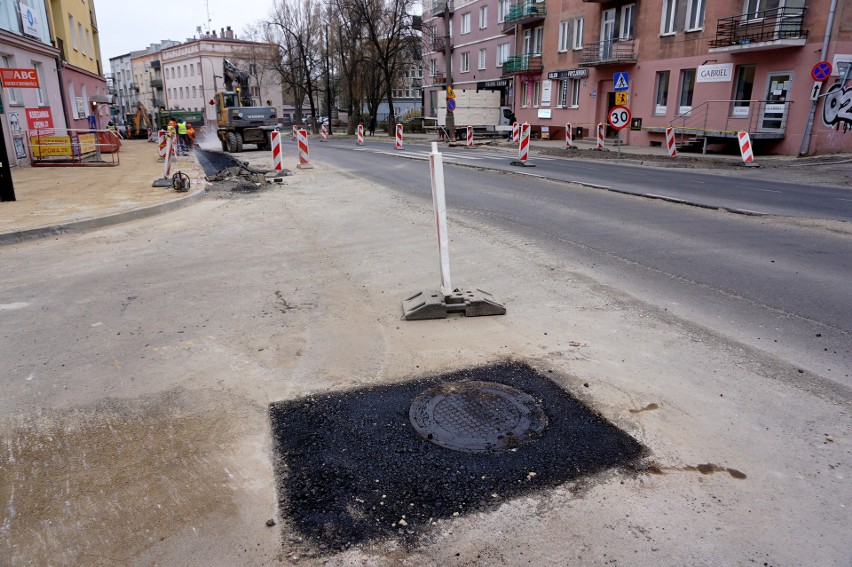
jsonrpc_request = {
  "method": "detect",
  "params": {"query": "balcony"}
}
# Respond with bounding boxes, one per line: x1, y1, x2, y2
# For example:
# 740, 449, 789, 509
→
431, 37, 446, 53
502, 54, 543, 76
502, 2, 546, 33
578, 39, 637, 66
150, 79, 163, 88
430, 0, 454, 17
430, 72, 446, 85
709, 6, 807, 52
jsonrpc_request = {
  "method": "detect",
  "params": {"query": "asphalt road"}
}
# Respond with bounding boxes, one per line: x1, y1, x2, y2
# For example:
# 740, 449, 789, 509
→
318, 138, 852, 221
310, 140, 852, 393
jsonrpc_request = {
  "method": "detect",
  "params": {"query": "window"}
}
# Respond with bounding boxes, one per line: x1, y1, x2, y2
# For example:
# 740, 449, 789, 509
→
732, 65, 756, 116
430, 58, 437, 76
661, 0, 677, 35
33, 61, 46, 105
558, 80, 568, 108
79, 23, 86, 55
192, 86, 196, 97
197, 63, 202, 75
68, 81, 77, 118
183, 65, 188, 77
745, 0, 765, 20
479, 6, 488, 29
86, 30, 93, 58
686, 0, 705, 31
177, 66, 181, 78
558, 21, 570, 52
496, 43, 509, 66
460, 52, 470, 73
570, 78, 581, 107
69, 14, 77, 50
1, 55, 21, 104
498, 0, 510, 23
532, 80, 541, 106
190, 64, 195, 76
478, 48, 487, 70
678, 69, 696, 113
620, 4, 635, 39
179, 87, 183, 98
461, 13, 470, 34
572, 17, 584, 49
654, 71, 670, 114
81, 84, 89, 116
524, 27, 543, 54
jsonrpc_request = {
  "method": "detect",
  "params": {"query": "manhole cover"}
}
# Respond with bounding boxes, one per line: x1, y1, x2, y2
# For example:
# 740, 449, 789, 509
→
409, 381, 548, 453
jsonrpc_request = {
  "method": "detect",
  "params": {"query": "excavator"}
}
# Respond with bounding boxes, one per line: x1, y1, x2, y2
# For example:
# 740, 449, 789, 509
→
127, 102, 153, 139
212, 59, 277, 152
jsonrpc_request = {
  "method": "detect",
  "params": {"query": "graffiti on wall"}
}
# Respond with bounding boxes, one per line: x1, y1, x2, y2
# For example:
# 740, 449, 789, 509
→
822, 82, 852, 133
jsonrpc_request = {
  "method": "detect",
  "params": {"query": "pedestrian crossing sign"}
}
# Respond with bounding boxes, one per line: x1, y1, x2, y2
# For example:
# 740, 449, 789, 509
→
614, 72, 629, 91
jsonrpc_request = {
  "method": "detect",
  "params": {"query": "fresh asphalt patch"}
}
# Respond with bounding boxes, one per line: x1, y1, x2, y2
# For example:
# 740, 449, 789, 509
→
269, 361, 644, 553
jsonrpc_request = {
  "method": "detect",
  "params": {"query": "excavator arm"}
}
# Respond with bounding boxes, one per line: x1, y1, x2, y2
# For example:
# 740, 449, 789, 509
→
222, 59, 253, 106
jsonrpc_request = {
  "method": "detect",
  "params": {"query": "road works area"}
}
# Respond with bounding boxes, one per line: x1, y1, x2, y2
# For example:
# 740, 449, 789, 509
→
1, 146, 849, 566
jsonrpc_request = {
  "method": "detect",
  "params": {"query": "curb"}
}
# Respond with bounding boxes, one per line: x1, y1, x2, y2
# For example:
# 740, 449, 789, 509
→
0, 188, 207, 246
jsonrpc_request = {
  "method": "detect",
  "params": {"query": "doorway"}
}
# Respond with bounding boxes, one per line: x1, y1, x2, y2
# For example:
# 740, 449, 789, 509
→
761, 72, 791, 131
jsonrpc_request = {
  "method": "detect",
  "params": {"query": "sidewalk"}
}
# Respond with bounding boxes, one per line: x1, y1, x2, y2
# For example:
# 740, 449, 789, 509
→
0, 139, 206, 245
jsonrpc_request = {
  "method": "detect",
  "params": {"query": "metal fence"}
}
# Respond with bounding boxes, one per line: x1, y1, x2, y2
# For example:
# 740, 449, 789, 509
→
28, 129, 121, 167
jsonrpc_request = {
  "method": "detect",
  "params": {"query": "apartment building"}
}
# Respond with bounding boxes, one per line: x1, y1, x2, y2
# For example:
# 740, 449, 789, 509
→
110, 42, 178, 119
426, 0, 852, 155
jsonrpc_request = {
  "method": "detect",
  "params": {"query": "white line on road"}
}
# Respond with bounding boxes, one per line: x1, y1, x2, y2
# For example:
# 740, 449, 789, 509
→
835, 198, 852, 203
753, 188, 782, 193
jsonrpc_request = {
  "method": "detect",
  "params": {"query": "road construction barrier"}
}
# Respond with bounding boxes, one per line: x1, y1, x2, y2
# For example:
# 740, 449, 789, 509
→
665, 128, 678, 157
738, 131, 754, 164
429, 141, 452, 296
518, 122, 530, 163
466, 125, 473, 148
358, 124, 364, 145
297, 128, 312, 168
565, 123, 573, 149
271, 131, 283, 171
292, 125, 297, 141
512, 122, 519, 144
596, 123, 605, 150
320, 123, 328, 142
395, 123, 404, 150
157, 130, 166, 161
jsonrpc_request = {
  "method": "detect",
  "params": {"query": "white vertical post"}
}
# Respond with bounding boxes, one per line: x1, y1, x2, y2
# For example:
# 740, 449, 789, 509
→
429, 141, 452, 296
161, 134, 174, 179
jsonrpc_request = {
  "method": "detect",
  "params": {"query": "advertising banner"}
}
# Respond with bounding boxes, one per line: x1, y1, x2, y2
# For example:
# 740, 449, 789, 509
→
25, 107, 54, 134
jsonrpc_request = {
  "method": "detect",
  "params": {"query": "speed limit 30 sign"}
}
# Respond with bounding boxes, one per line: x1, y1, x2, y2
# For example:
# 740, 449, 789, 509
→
608, 106, 631, 130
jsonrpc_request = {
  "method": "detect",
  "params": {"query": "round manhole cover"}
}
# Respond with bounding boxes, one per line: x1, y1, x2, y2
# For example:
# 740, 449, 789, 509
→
409, 381, 548, 453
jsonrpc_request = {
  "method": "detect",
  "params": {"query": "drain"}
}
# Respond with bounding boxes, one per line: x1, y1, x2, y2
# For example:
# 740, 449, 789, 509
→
409, 381, 547, 453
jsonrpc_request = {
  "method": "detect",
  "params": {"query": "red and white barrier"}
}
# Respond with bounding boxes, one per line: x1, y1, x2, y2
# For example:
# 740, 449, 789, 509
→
518, 122, 530, 163
466, 125, 473, 148
665, 127, 677, 157
395, 123, 404, 150
738, 131, 754, 164
157, 130, 166, 161
512, 122, 519, 144
596, 123, 605, 150
292, 125, 297, 140
161, 135, 174, 178
320, 123, 328, 142
271, 130, 283, 171
297, 128, 312, 169
565, 123, 573, 149
357, 124, 364, 145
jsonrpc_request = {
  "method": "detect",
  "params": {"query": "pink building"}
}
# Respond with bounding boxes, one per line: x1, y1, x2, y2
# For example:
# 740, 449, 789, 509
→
427, 0, 852, 155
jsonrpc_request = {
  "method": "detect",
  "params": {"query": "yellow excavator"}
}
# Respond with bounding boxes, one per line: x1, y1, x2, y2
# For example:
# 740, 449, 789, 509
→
127, 103, 153, 139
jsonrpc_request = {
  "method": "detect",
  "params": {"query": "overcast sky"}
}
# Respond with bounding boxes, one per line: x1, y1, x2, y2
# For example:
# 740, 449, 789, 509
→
98, 0, 274, 71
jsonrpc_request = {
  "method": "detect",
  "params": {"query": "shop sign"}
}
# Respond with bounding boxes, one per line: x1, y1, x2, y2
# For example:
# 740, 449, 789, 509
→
476, 79, 509, 89
547, 69, 588, 80
697, 63, 733, 83
19, 2, 42, 38
0, 68, 39, 88
25, 107, 54, 134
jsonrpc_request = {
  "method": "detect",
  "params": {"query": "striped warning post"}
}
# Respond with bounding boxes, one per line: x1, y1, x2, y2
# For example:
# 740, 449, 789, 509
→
320, 123, 328, 142
395, 123, 404, 150
357, 124, 364, 145
596, 123, 605, 150
665, 128, 678, 157
518, 122, 530, 163
738, 131, 754, 164
296, 128, 313, 169
271, 131, 283, 171
565, 123, 573, 149
292, 125, 297, 141
466, 125, 473, 148
512, 122, 519, 144
161, 134, 174, 178
157, 130, 166, 161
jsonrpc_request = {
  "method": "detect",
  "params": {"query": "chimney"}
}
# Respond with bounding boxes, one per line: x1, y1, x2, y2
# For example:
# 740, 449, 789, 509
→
220, 28, 225, 38
212, 29, 217, 37
226, 26, 234, 39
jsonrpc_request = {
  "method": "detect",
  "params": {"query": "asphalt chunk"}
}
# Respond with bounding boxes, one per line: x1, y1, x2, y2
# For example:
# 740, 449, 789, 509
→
268, 361, 644, 552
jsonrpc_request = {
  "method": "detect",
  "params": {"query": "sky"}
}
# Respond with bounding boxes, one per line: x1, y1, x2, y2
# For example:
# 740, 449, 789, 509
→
97, 0, 275, 71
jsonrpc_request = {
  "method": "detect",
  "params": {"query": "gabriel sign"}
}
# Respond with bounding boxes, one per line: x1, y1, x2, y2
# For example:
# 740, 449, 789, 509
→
0, 68, 40, 88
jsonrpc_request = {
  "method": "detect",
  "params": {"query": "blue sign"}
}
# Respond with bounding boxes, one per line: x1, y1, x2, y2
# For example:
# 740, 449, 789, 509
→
447, 98, 456, 112
811, 61, 832, 82
613, 72, 629, 91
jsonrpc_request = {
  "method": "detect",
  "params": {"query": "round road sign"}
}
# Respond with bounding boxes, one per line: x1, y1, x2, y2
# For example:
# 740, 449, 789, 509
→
812, 61, 832, 82
447, 98, 456, 112
608, 105, 631, 130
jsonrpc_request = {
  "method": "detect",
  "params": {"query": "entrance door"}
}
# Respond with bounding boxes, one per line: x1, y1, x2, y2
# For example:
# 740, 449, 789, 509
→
600, 9, 616, 60
606, 91, 617, 137
761, 73, 791, 131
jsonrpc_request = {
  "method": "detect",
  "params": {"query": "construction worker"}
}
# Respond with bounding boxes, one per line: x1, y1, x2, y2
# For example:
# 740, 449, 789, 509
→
187, 123, 196, 148
177, 118, 189, 155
